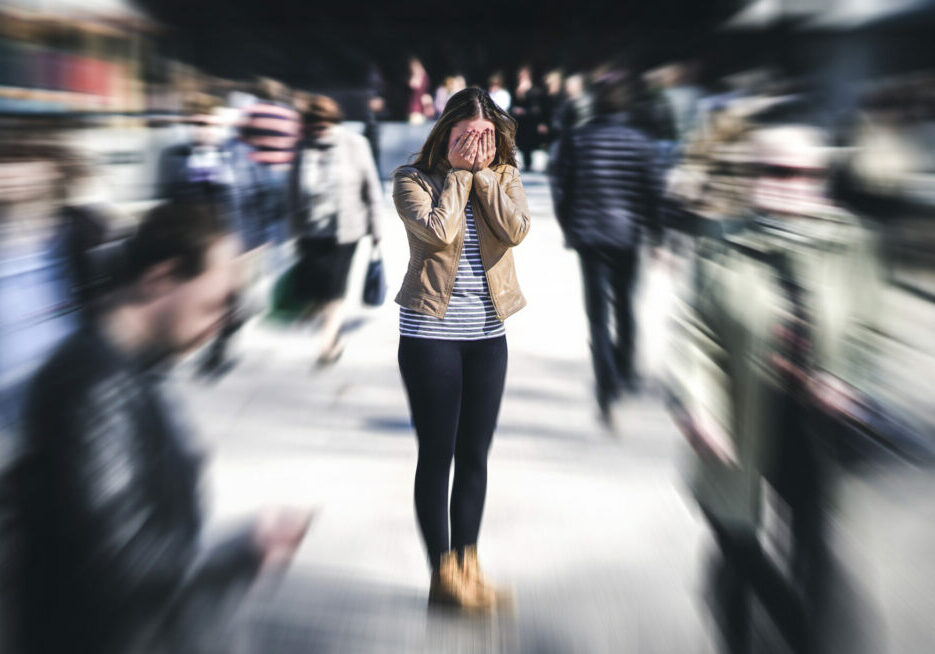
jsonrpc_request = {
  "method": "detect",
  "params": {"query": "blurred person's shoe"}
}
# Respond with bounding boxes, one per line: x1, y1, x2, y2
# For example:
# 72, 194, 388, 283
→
598, 407, 614, 431
597, 392, 619, 435
461, 545, 514, 610
315, 339, 345, 368
428, 551, 493, 612
623, 376, 643, 396
598, 408, 624, 437
206, 357, 239, 381
197, 342, 238, 380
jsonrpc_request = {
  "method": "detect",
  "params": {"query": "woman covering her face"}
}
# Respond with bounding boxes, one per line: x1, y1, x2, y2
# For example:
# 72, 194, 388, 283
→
392, 86, 530, 611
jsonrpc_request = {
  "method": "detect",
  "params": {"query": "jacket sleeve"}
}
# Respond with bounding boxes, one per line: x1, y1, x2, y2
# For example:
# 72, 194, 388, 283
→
48, 383, 262, 615
392, 168, 472, 247
357, 135, 383, 242
471, 167, 531, 247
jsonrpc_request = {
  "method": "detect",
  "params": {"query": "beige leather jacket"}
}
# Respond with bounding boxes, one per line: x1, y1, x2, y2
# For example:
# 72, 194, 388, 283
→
392, 163, 530, 320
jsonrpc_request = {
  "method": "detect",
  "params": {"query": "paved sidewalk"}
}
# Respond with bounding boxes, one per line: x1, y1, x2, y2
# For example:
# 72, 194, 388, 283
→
171, 171, 935, 653
176, 172, 718, 653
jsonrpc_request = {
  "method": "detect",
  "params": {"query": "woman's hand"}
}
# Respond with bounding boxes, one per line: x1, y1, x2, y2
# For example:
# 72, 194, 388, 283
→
448, 130, 480, 171
472, 129, 496, 172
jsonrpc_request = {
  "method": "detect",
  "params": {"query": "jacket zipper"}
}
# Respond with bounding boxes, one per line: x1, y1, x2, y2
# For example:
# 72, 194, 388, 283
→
441, 206, 465, 317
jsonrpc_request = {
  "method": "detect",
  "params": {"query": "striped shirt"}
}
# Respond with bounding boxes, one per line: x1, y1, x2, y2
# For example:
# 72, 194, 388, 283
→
240, 101, 300, 166
400, 201, 505, 341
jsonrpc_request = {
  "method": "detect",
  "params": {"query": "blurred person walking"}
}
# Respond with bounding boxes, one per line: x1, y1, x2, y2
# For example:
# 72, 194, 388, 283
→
511, 65, 544, 171
549, 76, 661, 428
289, 94, 383, 366
487, 72, 511, 112
654, 62, 703, 144
52, 152, 119, 321
156, 96, 237, 213
557, 73, 592, 131
407, 57, 433, 124
435, 74, 467, 117
364, 63, 388, 178
6, 200, 310, 654
540, 69, 565, 151
197, 81, 301, 377
0, 144, 94, 434
158, 97, 244, 379
393, 87, 530, 611
233, 78, 301, 250
668, 124, 882, 654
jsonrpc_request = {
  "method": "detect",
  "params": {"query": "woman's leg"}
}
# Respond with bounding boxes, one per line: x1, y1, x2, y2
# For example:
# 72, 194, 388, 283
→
450, 336, 508, 553
398, 337, 464, 569
316, 242, 358, 364
317, 298, 346, 361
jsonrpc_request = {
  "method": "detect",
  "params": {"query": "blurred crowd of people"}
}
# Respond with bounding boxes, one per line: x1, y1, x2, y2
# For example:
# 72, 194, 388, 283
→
0, 73, 387, 653
404, 57, 584, 172
1, 26, 935, 654
547, 59, 935, 653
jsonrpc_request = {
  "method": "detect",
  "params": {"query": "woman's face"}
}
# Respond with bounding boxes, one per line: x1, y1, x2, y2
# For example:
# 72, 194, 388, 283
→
448, 117, 496, 150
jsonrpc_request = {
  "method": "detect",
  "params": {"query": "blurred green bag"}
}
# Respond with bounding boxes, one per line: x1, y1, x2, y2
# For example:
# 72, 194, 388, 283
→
266, 262, 309, 323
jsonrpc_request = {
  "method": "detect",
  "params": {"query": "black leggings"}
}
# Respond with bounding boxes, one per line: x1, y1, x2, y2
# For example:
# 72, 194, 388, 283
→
398, 336, 508, 570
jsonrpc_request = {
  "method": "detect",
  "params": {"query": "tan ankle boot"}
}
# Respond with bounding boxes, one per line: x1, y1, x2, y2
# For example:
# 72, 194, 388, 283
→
428, 551, 494, 611
460, 545, 513, 609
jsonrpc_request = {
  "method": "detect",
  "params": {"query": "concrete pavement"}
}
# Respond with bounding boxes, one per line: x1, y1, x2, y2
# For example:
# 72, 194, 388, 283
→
174, 171, 935, 654
175, 171, 715, 653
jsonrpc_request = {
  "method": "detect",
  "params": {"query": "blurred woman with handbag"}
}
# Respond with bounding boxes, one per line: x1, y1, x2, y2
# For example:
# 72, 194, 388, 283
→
289, 95, 383, 366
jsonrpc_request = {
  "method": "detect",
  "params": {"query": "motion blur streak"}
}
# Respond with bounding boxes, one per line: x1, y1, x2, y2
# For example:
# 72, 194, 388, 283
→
0, 0, 933, 652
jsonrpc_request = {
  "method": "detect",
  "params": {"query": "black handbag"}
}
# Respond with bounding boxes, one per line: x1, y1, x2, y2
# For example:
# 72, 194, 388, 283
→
362, 244, 386, 307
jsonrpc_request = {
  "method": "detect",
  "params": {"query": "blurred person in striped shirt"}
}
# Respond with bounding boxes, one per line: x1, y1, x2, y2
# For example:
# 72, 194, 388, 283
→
197, 80, 301, 377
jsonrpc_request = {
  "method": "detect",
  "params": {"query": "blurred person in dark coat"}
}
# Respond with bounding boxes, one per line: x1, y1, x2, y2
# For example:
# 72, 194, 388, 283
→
550, 75, 661, 428
511, 65, 544, 171
364, 63, 388, 179
0, 148, 91, 654
6, 200, 310, 654
540, 69, 565, 149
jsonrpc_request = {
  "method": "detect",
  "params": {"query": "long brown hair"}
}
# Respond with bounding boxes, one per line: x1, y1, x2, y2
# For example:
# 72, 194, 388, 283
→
411, 86, 517, 172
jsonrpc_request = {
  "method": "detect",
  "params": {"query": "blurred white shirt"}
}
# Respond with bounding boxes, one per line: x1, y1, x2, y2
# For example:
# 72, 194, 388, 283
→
489, 88, 511, 111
